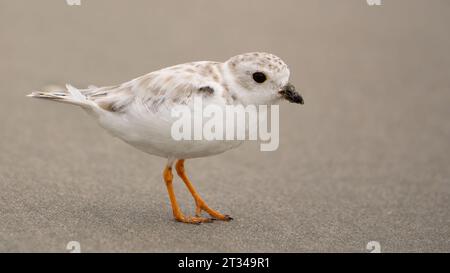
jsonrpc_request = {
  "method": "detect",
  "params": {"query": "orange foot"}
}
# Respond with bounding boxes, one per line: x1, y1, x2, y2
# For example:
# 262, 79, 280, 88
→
162, 160, 233, 224
176, 160, 233, 222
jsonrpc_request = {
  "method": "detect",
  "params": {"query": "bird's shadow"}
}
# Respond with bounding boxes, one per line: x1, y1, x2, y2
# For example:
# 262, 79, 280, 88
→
60, 195, 235, 236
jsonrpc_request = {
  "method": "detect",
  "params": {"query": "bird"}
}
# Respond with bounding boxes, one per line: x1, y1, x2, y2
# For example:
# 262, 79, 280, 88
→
28, 52, 304, 224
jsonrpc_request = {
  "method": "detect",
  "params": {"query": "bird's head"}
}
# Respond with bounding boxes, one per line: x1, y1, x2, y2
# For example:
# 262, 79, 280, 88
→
224, 52, 304, 105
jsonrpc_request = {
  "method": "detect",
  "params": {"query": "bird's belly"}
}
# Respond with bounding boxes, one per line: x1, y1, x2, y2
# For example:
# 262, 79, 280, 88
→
129, 138, 243, 159
96, 111, 242, 159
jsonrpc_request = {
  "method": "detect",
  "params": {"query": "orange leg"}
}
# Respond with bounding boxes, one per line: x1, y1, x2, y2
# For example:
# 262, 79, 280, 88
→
163, 165, 212, 224
175, 160, 233, 221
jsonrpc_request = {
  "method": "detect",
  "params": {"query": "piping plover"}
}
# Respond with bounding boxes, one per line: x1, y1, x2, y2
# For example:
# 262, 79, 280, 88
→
28, 52, 304, 224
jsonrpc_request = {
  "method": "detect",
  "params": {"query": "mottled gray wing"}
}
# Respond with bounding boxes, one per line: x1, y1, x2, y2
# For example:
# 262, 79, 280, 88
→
84, 62, 225, 113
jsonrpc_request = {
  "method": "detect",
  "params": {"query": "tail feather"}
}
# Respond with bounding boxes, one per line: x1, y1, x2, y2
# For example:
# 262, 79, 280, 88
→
27, 85, 96, 108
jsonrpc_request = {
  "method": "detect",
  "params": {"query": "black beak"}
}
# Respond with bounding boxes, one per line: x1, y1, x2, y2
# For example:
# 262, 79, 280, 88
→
279, 83, 304, 104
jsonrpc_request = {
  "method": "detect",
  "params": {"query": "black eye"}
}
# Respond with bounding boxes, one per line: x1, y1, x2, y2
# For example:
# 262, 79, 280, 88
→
252, 72, 267, 83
